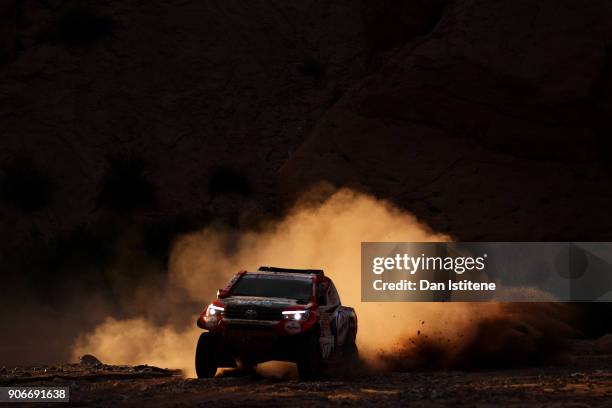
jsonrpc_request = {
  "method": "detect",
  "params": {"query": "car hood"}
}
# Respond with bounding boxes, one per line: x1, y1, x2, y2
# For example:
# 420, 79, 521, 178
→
222, 296, 307, 309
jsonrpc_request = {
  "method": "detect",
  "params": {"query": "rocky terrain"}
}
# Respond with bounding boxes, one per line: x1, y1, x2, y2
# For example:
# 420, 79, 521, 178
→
2, 340, 612, 407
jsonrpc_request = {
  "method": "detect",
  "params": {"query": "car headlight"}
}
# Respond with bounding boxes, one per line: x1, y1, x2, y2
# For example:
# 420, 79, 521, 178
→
282, 310, 310, 321
206, 304, 225, 317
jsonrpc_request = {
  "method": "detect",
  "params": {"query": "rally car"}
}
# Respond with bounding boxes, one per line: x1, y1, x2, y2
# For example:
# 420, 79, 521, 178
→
195, 266, 358, 380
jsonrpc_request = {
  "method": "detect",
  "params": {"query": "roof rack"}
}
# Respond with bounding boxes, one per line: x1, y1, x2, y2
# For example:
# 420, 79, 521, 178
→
257, 266, 324, 276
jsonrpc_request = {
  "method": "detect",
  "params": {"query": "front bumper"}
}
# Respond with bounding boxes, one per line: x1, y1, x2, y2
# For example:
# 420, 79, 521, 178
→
197, 315, 316, 364
213, 322, 314, 364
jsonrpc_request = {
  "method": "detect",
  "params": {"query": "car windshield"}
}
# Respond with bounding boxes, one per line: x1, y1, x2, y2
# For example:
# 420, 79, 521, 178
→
229, 274, 312, 301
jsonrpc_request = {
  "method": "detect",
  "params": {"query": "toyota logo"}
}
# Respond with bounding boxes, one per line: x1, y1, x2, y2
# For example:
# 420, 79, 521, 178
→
244, 309, 258, 318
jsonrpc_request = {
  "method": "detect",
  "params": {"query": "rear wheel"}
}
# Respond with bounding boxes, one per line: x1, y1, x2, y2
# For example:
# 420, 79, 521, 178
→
343, 329, 359, 363
195, 332, 217, 378
297, 333, 322, 381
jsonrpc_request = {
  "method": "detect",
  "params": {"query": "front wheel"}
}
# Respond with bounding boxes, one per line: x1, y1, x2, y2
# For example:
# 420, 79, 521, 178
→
195, 332, 217, 378
296, 333, 322, 381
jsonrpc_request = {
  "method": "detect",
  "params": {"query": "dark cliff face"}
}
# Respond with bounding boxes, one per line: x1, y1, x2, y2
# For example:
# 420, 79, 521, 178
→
281, 0, 612, 242
2, 0, 612, 277
6, 0, 612, 248
0, 0, 366, 249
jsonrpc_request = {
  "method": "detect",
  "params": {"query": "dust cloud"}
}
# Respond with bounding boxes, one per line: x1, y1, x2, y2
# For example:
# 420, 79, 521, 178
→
72, 188, 571, 377
73, 317, 201, 371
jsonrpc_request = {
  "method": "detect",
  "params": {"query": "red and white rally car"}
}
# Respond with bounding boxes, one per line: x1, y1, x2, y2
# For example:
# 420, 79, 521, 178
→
195, 266, 358, 380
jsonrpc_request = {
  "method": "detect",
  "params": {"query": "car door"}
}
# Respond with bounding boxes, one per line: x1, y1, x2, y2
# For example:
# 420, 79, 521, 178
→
327, 282, 351, 348
316, 279, 336, 358
317, 279, 349, 357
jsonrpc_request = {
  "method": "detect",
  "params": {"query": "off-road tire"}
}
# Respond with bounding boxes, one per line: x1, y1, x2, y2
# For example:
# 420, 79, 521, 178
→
343, 329, 360, 370
195, 332, 217, 378
344, 330, 359, 360
297, 333, 322, 381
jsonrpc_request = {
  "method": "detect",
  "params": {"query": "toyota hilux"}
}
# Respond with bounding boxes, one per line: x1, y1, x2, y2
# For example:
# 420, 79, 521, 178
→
195, 266, 358, 380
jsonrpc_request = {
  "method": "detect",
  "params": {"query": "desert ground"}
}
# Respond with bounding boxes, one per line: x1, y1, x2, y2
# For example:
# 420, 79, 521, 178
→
2, 339, 611, 407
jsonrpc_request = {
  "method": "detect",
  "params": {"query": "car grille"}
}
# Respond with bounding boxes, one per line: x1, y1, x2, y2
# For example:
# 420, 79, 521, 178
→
226, 324, 274, 331
225, 305, 282, 321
